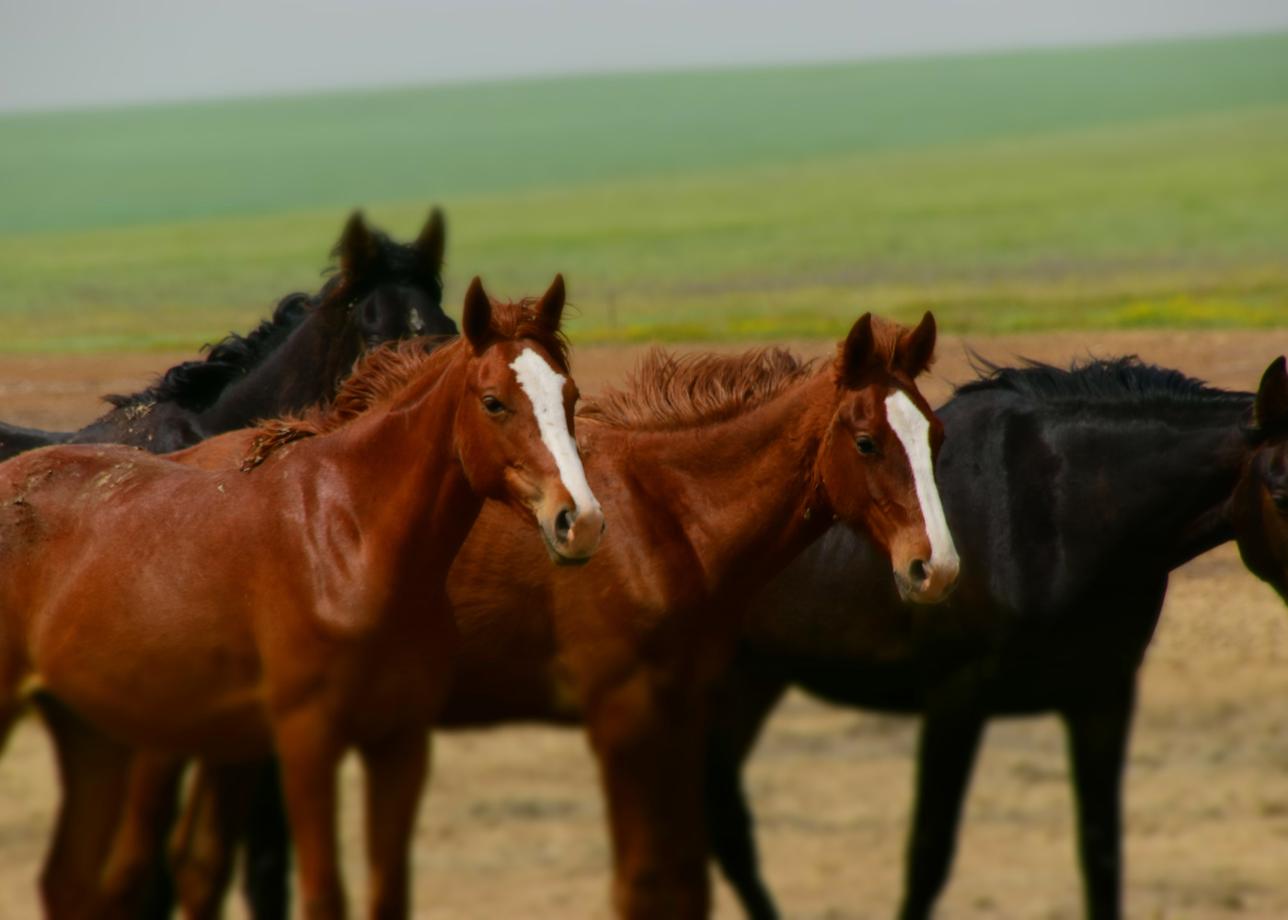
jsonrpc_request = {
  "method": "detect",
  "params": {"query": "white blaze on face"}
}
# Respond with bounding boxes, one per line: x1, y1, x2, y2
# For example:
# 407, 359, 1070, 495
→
509, 348, 601, 516
883, 390, 959, 575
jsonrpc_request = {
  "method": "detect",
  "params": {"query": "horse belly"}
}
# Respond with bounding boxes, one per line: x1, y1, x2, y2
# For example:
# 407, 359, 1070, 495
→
27, 581, 270, 756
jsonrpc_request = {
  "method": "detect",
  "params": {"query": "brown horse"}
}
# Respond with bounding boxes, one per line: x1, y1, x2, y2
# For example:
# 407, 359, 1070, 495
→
0, 276, 603, 919
100, 312, 957, 918
1232, 355, 1288, 601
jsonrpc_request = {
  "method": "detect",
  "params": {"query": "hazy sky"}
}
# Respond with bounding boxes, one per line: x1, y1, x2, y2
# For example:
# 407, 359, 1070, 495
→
4, 0, 1288, 112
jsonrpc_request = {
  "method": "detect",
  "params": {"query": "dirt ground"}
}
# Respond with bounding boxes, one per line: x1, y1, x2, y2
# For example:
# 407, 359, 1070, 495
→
0, 329, 1286, 918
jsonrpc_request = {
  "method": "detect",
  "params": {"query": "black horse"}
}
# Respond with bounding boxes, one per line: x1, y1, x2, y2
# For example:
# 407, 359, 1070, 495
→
0, 207, 454, 459
706, 356, 1265, 920
0, 207, 453, 919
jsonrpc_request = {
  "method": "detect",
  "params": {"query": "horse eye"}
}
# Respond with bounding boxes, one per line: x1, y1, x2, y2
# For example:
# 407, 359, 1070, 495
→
482, 395, 506, 415
1273, 491, 1288, 513
855, 434, 878, 456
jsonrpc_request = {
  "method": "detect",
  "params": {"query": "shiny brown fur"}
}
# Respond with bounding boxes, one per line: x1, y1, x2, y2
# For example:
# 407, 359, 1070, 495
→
0, 277, 600, 919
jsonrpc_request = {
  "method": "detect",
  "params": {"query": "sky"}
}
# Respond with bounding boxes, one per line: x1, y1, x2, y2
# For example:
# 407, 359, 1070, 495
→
3, 0, 1288, 112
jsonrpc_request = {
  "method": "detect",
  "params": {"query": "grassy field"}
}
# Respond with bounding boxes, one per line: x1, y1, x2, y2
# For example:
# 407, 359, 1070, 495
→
1, 32, 1286, 352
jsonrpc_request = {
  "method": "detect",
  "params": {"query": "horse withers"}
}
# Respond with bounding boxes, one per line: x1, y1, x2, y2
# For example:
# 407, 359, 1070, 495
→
0, 276, 602, 919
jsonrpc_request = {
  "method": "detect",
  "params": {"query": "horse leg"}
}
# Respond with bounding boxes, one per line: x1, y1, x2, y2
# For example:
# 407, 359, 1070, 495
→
589, 670, 711, 920
36, 695, 132, 919
359, 728, 429, 920
275, 716, 347, 920
96, 751, 186, 918
1062, 684, 1135, 920
171, 761, 257, 920
897, 700, 986, 920
704, 665, 788, 920
241, 758, 293, 920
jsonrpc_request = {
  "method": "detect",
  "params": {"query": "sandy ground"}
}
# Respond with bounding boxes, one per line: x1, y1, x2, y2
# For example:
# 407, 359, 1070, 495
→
0, 329, 1287, 918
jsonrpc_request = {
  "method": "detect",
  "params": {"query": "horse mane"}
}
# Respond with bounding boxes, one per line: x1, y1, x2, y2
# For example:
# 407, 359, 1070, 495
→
579, 347, 822, 431
956, 355, 1252, 408
104, 293, 313, 412
240, 299, 567, 470
104, 228, 444, 414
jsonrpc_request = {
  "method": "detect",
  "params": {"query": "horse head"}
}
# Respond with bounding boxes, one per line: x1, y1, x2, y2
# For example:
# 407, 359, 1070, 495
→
815, 312, 959, 603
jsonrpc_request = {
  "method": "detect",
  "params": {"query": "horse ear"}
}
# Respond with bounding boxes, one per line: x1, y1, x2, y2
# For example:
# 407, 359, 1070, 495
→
1253, 355, 1288, 432
534, 274, 566, 333
336, 210, 379, 279
462, 277, 493, 352
416, 207, 446, 276
839, 313, 876, 387
895, 312, 937, 378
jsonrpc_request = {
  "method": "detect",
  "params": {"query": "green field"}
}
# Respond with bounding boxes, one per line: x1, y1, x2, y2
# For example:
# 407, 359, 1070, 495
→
1, 32, 1286, 352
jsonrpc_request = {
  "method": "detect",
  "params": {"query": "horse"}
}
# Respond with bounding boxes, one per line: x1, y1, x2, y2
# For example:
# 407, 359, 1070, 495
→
0, 276, 604, 920
699, 355, 1272, 920
0, 207, 455, 460
153, 311, 960, 919
1232, 356, 1288, 602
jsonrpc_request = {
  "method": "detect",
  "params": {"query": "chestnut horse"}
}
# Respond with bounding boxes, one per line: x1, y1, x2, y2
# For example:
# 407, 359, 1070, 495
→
0, 276, 603, 919
101, 312, 957, 919
1232, 356, 1288, 601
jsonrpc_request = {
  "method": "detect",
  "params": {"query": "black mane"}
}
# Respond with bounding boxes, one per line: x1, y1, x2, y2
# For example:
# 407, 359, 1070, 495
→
105, 292, 313, 412
956, 355, 1252, 409
103, 228, 443, 414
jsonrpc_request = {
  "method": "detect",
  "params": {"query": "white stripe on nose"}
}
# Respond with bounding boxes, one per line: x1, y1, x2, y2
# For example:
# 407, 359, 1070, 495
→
509, 348, 601, 516
883, 390, 959, 575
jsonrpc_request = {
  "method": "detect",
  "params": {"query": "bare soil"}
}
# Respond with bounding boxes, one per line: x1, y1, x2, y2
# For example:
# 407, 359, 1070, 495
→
0, 329, 1286, 918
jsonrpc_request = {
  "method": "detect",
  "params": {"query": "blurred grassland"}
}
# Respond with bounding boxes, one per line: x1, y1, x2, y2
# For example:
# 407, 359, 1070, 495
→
0, 32, 1286, 352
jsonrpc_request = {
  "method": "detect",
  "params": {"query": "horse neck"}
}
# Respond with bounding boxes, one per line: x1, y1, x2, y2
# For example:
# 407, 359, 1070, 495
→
619, 372, 836, 596
199, 314, 357, 435
1045, 399, 1252, 571
319, 352, 481, 590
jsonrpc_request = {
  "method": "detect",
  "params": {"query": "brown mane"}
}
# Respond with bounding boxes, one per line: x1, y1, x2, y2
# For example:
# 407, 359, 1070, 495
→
579, 317, 909, 432
240, 299, 568, 470
579, 347, 821, 431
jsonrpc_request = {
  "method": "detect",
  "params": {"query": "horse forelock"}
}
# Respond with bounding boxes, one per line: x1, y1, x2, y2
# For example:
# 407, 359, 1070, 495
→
321, 229, 444, 307
579, 347, 821, 431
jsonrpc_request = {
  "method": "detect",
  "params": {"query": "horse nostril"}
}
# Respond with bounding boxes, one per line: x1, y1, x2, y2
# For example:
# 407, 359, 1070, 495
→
555, 508, 577, 544
908, 559, 929, 587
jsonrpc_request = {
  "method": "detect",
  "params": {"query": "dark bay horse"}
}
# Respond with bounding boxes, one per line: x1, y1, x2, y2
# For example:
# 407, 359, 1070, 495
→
0, 208, 455, 459
0, 277, 604, 919
1232, 356, 1288, 602
702, 356, 1271, 920
146, 312, 958, 919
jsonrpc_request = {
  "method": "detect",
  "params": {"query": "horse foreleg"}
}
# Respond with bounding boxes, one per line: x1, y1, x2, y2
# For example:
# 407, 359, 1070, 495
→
705, 665, 787, 920
36, 695, 132, 919
1062, 684, 1135, 920
589, 671, 711, 920
97, 751, 186, 918
897, 698, 986, 920
359, 728, 429, 920
275, 717, 346, 920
